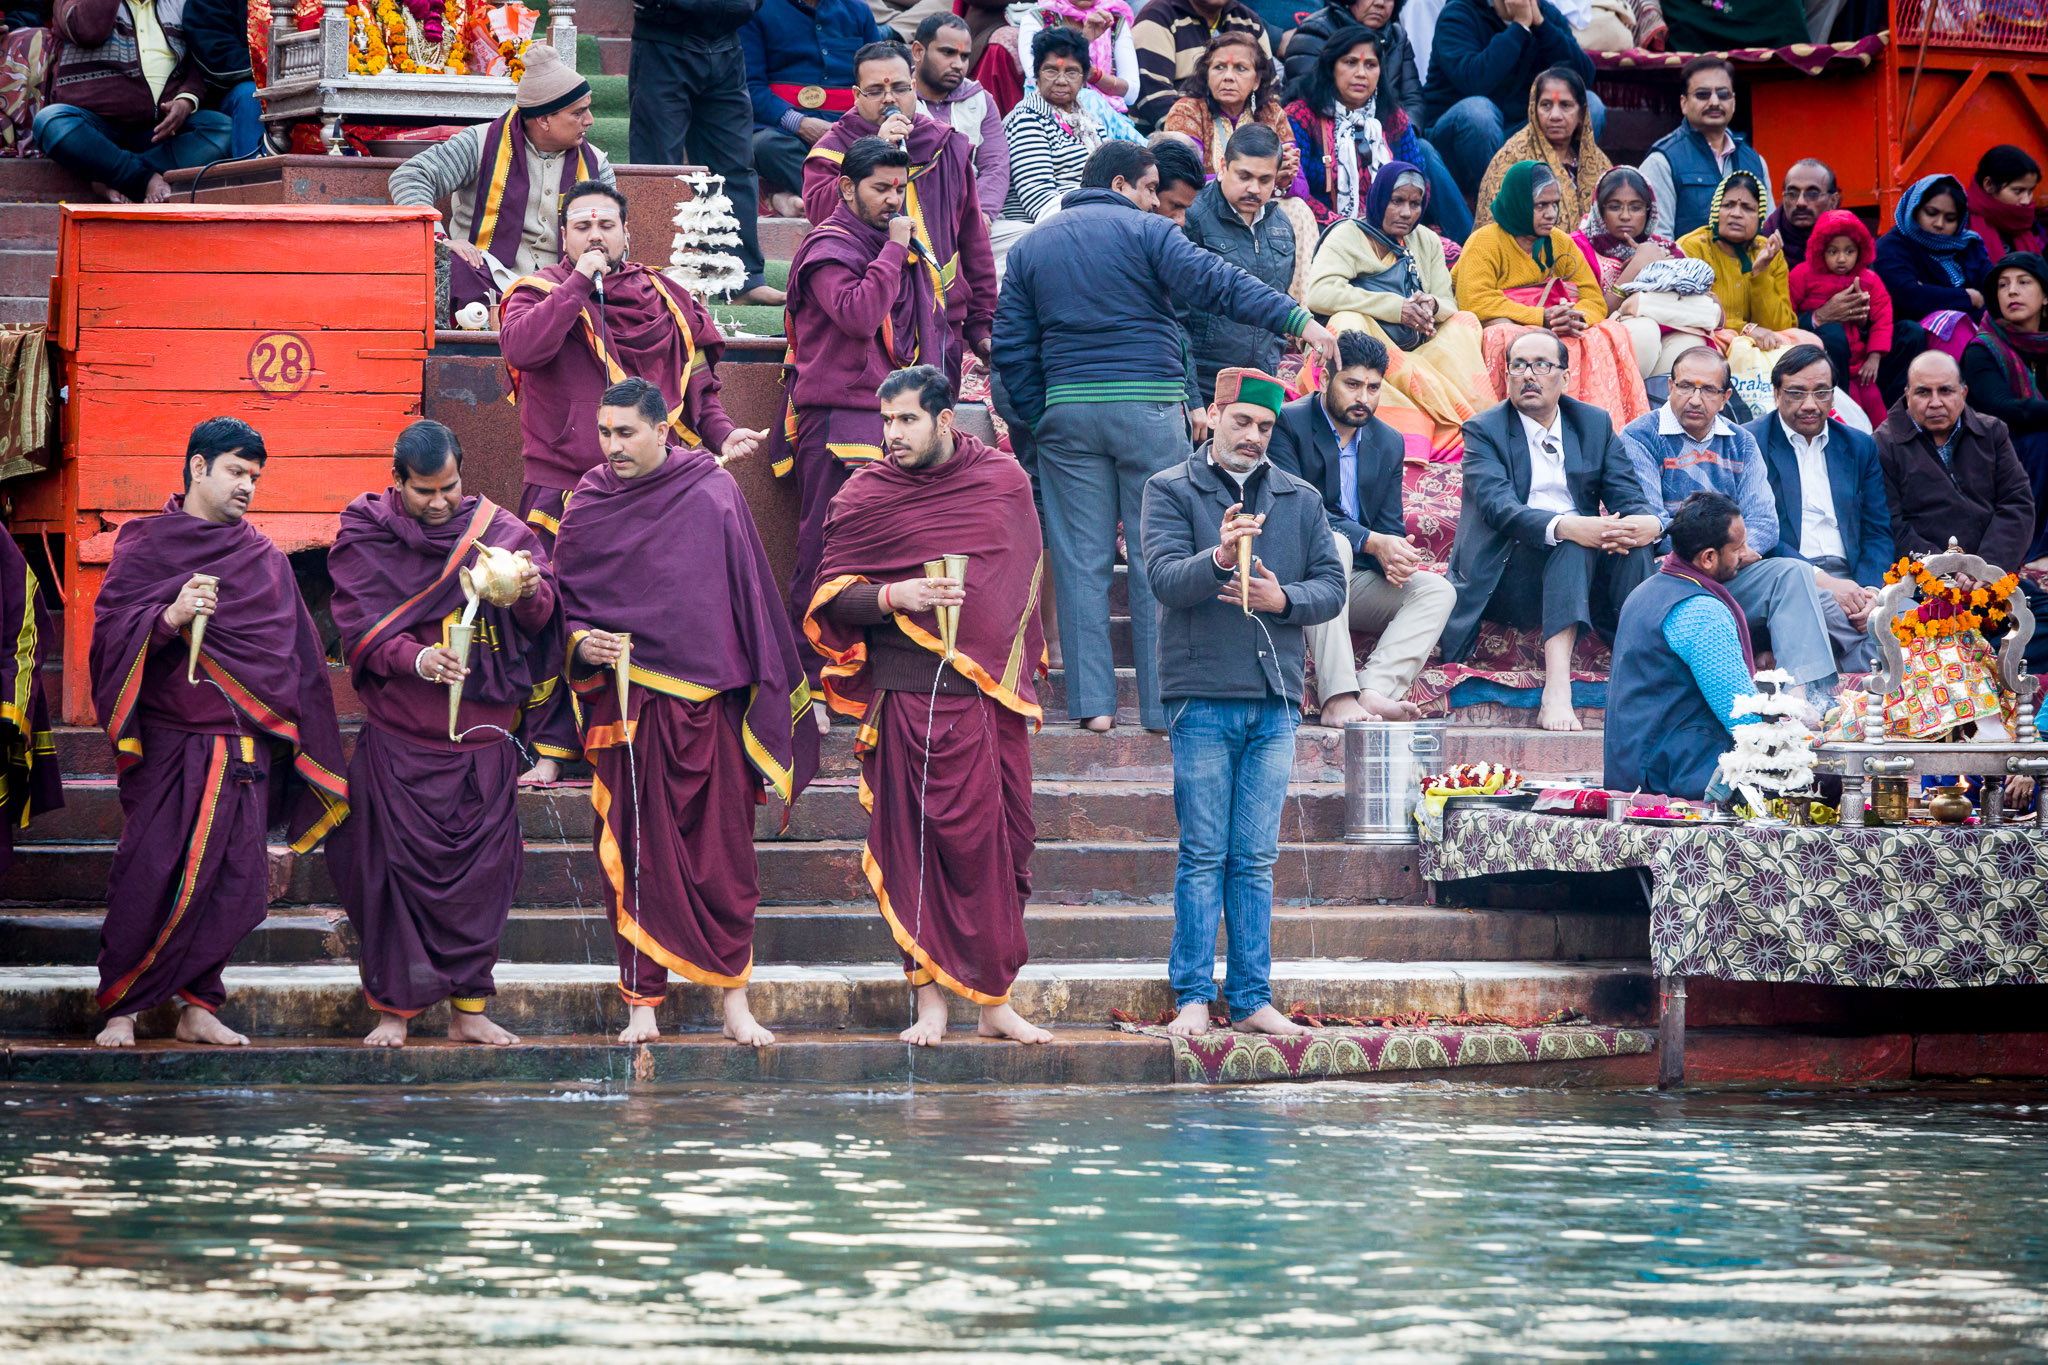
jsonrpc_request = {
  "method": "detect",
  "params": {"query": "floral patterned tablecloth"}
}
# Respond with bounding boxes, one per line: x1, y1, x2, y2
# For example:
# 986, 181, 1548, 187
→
1422, 809, 2048, 989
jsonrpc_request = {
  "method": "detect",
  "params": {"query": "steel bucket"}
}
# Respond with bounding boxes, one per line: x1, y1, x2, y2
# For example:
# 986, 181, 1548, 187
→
1342, 720, 1447, 845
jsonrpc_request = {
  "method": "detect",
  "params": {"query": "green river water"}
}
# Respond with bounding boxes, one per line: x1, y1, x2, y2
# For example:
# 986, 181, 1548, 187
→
0, 1083, 2044, 1361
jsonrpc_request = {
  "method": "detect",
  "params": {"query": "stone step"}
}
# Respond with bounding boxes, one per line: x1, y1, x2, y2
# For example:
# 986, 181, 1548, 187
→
0, 297, 45, 325
0, 202, 60, 250
594, 34, 630, 75
0, 958, 1653, 1036
0, 247, 54, 299
43, 721, 1606, 784
0, 838, 1425, 907
33, 775, 1351, 845
0, 902, 1648, 967
576, 0, 633, 38
0, 157, 99, 202
757, 215, 811, 261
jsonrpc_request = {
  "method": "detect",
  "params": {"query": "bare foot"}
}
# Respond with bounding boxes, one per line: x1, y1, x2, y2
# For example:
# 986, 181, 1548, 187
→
1081, 715, 1113, 733
812, 700, 834, 735
1319, 693, 1372, 726
1538, 683, 1582, 732
898, 982, 949, 1045
978, 1002, 1052, 1043
1359, 688, 1423, 721
91, 181, 134, 204
142, 173, 172, 204
364, 1011, 408, 1048
1230, 1003, 1312, 1037
735, 283, 786, 306
175, 1004, 249, 1046
770, 191, 806, 218
721, 987, 774, 1046
94, 1014, 137, 1048
1164, 1000, 1217, 1037
518, 757, 561, 786
618, 1003, 660, 1044
448, 1010, 520, 1046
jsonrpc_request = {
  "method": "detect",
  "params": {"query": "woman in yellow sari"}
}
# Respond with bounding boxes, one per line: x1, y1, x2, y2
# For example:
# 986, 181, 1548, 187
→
1453, 159, 1651, 425
1304, 160, 1489, 453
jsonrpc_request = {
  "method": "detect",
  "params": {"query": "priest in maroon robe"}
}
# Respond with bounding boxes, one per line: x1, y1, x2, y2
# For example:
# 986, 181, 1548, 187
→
500, 180, 765, 784
325, 421, 564, 1049
805, 365, 1051, 1047
554, 378, 819, 1047
801, 41, 995, 385
88, 418, 349, 1049
0, 530, 62, 877
769, 136, 948, 709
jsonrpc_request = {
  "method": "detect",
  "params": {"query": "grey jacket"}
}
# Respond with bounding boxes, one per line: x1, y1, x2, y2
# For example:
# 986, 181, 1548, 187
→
1140, 448, 1347, 705
1180, 180, 1296, 402
1442, 395, 1657, 662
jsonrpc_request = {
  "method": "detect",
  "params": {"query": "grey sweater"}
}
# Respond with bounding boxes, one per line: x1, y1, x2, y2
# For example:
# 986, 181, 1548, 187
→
1139, 448, 1346, 705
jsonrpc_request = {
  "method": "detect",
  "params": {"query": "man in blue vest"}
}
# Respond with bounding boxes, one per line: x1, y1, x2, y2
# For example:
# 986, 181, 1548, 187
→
1638, 55, 1770, 241
1603, 490, 1762, 800
1745, 344, 1895, 672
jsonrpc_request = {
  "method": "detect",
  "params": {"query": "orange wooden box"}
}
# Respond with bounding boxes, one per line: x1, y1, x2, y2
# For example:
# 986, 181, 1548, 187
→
11, 203, 438, 725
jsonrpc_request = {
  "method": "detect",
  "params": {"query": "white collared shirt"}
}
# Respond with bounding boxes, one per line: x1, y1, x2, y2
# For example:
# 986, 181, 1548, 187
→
1519, 409, 1572, 545
1656, 405, 1737, 441
1780, 418, 1846, 563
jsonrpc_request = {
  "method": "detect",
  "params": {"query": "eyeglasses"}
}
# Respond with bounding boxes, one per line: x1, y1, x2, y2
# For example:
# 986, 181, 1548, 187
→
1506, 359, 1561, 376
857, 81, 917, 99
1671, 381, 1728, 397
1689, 86, 1734, 101
1781, 385, 1834, 402
1783, 186, 1833, 202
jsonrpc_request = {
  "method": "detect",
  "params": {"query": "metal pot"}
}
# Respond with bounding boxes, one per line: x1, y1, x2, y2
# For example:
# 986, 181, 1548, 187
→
1927, 784, 1974, 824
1342, 720, 1447, 845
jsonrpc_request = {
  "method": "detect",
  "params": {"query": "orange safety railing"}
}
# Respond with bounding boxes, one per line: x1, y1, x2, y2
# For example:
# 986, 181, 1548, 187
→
1894, 0, 2048, 53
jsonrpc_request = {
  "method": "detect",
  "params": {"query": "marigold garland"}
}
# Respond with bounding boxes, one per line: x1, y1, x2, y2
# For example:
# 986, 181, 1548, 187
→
350, 0, 472, 74
1880, 556, 2021, 647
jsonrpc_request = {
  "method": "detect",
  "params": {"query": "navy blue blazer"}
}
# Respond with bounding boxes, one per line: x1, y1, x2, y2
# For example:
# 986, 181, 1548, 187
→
1744, 413, 1895, 586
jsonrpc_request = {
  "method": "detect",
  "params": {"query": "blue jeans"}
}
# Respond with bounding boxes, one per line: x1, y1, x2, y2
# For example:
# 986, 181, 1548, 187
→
1429, 91, 1609, 198
1414, 137, 1474, 244
1166, 695, 1297, 1016
219, 80, 264, 158
32, 104, 234, 201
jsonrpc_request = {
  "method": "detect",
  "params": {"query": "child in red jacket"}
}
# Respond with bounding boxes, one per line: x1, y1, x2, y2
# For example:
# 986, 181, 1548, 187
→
1788, 208, 1895, 423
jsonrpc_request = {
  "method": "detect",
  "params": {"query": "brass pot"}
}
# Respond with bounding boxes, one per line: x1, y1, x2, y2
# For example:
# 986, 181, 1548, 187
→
1927, 784, 1974, 825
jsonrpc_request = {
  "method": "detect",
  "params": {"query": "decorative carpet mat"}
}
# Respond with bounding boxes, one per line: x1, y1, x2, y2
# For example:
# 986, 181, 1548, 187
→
1111, 1017, 1653, 1084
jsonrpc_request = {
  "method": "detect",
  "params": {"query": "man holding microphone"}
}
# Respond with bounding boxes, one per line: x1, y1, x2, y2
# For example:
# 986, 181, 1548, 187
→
799, 40, 994, 388
499, 180, 763, 782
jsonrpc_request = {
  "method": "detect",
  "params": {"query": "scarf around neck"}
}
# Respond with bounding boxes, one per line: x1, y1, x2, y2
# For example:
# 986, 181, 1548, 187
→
1490, 160, 1556, 270
1894, 174, 1985, 286
1024, 89, 1104, 152
1660, 552, 1754, 676
1330, 103, 1386, 220
1973, 251, 2048, 400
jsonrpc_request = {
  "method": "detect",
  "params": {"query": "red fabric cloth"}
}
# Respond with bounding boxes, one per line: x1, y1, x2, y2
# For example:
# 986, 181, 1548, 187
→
779, 204, 949, 414
971, 32, 1025, 116
328, 492, 562, 751
861, 688, 1033, 1003
500, 260, 735, 491
590, 691, 763, 1001
555, 445, 818, 807
327, 726, 523, 1015
1788, 208, 1894, 421
1968, 180, 2048, 261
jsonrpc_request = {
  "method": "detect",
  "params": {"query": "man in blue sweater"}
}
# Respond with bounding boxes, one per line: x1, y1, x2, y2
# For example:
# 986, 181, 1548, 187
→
1420, 0, 1602, 198
742, 0, 889, 209
1603, 491, 1763, 800
1621, 347, 1845, 705
992, 141, 1335, 733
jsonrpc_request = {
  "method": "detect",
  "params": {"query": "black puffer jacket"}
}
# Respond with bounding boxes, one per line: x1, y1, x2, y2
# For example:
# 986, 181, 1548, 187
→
1281, 0, 1423, 127
634, 0, 761, 41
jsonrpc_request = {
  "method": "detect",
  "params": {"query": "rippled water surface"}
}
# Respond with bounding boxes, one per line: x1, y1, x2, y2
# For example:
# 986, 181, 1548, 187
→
1, 1084, 2045, 1361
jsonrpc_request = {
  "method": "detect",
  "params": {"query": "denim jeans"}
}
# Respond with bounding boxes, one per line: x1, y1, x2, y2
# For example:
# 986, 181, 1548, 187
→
32, 104, 234, 201
219, 80, 264, 158
1428, 90, 1609, 198
1166, 695, 1297, 1016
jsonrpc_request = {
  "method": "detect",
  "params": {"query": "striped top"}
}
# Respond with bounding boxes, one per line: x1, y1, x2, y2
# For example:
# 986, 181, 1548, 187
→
999, 100, 1096, 225
388, 124, 617, 277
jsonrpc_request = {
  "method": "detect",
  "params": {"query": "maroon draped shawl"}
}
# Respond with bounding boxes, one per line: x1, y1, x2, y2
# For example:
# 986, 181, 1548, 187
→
804, 432, 1046, 726
329, 492, 564, 731
89, 499, 349, 851
0, 531, 61, 851
468, 111, 605, 270
554, 445, 819, 804
804, 113, 985, 325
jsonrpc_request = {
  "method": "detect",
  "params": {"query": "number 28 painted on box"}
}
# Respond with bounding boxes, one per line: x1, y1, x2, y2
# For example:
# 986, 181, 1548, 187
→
248, 331, 314, 396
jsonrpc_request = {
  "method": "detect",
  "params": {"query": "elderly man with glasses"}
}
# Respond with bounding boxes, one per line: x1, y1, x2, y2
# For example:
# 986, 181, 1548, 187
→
1442, 329, 1663, 732
1744, 343, 1896, 669
1639, 55, 1770, 241
1622, 346, 1848, 703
